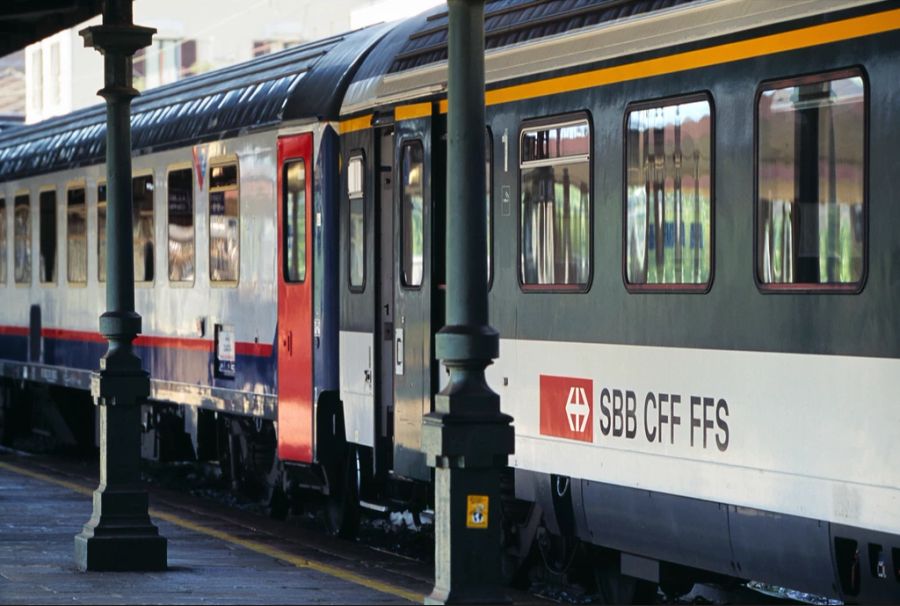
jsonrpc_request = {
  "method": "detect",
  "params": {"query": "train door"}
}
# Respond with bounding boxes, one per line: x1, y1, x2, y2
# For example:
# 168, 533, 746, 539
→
392, 114, 434, 481
375, 126, 395, 475
277, 133, 314, 463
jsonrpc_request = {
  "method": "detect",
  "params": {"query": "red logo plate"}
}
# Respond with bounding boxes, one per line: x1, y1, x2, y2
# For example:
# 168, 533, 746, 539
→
539, 375, 593, 442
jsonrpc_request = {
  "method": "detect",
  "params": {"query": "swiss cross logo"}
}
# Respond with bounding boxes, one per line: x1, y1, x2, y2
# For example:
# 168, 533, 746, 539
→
540, 375, 594, 442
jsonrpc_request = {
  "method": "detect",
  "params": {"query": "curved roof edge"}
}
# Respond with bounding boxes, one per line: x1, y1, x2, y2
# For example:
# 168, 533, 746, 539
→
0, 24, 389, 182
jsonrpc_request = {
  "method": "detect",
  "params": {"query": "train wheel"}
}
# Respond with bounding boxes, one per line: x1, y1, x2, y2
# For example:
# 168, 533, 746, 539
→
324, 444, 360, 539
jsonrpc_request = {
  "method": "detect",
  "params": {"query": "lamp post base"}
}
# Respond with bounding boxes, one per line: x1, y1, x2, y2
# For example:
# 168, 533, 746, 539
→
73, 486, 167, 572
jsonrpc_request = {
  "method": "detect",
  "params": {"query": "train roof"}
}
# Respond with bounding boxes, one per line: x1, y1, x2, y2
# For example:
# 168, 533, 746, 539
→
340, 0, 699, 115
340, 0, 882, 117
0, 23, 391, 182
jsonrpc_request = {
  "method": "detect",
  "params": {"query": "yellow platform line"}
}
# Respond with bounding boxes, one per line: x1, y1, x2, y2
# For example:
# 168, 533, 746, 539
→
0, 460, 422, 604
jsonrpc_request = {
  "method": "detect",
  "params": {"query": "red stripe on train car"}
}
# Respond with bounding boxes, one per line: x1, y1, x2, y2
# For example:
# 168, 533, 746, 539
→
0, 325, 272, 357
0, 325, 29, 337
42, 328, 107, 343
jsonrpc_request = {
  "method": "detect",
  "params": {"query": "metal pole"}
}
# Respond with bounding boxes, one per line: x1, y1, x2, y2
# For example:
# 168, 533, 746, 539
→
423, 0, 513, 602
74, 0, 164, 572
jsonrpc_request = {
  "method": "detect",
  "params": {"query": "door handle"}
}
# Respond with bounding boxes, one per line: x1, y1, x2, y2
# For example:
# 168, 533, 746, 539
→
384, 303, 390, 316
395, 328, 404, 376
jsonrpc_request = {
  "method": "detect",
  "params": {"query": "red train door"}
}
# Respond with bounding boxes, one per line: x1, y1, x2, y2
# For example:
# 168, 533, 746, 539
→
277, 133, 314, 463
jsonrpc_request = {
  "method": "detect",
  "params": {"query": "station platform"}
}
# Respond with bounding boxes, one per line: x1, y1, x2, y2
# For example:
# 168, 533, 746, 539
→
0, 450, 432, 605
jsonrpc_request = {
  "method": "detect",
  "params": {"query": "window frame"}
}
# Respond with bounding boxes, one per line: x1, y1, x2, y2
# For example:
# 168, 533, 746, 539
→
0, 195, 6, 286
347, 150, 366, 293
282, 157, 307, 284
132, 170, 156, 286
486, 126, 494, 292
517, 111, 594, 294
753, 67, 868, 294
208, 156, 240, 287
38, 185, 57, 286
97, 180, 107, 283
399, 138, 425, 290
165, 163, 196, 286
65, 180, 88, 286
13, 190, 31, 287
621, 91, 716, 294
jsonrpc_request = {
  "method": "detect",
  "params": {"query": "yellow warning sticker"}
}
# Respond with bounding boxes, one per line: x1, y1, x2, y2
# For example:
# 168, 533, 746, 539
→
466, 494, 489, 529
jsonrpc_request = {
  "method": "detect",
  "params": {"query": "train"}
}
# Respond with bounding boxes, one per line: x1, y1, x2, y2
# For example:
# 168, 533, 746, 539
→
1, 0, 899, 602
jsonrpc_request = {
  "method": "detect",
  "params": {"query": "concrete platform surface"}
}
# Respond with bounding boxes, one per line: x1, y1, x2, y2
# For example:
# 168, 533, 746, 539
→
0, 453, 425, 605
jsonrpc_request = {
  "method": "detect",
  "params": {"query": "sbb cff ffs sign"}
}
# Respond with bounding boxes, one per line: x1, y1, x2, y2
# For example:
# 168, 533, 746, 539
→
540, 375, 593, 442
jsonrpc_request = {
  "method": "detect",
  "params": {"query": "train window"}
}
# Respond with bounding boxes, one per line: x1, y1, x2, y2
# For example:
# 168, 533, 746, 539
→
133, 175, 155, 283
757, 71, 865, 288
625, 96, 712, 289
39, 190, 57, 284
167, 168, 194, 283
347, 154, 364, 290
210, 162, 239, 283
519, 118, 591, 288
284, 160, 306, 283
401, 141, 424, 288
66, 187, 87, 284
0, 197, 6, 285
97, 183, 106, 282
14, 194, 30, 284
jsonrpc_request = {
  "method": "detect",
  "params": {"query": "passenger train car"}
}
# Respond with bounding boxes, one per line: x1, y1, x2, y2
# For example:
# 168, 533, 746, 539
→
1, 0, 899, 602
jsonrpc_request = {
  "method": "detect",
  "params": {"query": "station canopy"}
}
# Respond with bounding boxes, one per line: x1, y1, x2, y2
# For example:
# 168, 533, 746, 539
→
0, 1, 104, 57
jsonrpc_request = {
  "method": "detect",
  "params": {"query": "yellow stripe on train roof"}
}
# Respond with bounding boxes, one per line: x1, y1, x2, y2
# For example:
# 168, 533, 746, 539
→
341, 6, 900, 130
394, 102, 432, 122
484, 7, 900, 107
339, 114, 373, 134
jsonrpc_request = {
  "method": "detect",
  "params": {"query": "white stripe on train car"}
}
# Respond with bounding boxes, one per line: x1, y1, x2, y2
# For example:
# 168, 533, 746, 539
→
487, 338, 900, 535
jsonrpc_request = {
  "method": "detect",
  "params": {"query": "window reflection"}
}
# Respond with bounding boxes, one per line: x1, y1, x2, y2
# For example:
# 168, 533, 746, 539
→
347, 155, 364, 289
0, 198, 6, 284
401, 141, 424, 287
520, 120, 591, 287
67, 188, 87, 284
168, 168, 194, 283
210, 162, 239, 283
14, 194, 31, 284
133, 175, 155, 282
284, 160, 306, 282
97, 183, 106, 282
626, 99, 712, 286
757, 74, 864, 285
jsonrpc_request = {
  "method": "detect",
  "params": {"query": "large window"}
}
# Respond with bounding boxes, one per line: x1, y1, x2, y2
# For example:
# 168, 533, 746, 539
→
97, 183, 106, 282
0, 198, 6, 285
14, 194, 31, 284
347, 154, 364, 289
209, 162, 239, 283
66, 186, 87, 284
520, 118, 591, 288
167, 168, 194, 283
401, 141, 424, 287
284, 160, 306, 282
757, 71, 865, 288
133, 175, 155, 283
625, 96, 712, 288
39, 189, 56, 283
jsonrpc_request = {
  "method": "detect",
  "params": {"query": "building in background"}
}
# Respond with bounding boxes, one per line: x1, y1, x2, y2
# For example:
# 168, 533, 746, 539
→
21, 0, 443, 125
0, 51, 25, 128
